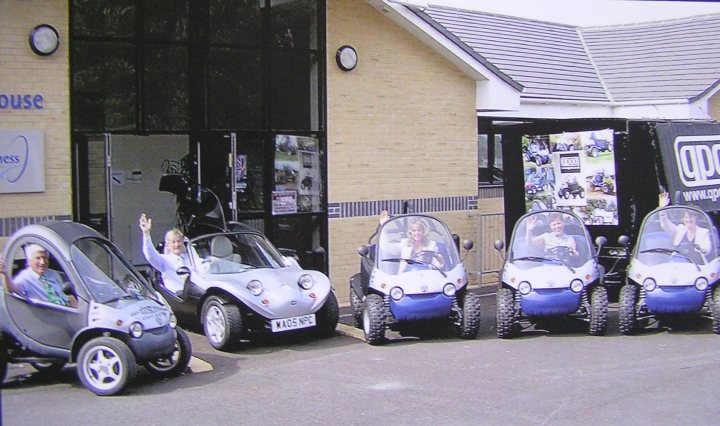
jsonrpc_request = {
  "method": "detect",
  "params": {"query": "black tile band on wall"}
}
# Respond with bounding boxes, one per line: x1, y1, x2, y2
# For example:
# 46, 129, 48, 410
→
0, 215, 73, 237
328, 195, 478, 219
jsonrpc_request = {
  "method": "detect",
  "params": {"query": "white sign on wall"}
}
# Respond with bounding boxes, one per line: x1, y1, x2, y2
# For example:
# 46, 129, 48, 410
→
0, 129, 45, 193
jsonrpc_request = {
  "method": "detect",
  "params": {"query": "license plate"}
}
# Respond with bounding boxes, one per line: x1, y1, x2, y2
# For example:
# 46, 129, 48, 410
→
271, 314, 316, 332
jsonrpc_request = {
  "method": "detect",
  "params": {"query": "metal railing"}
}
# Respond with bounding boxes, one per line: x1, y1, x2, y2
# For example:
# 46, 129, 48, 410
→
467, 212, 505, 287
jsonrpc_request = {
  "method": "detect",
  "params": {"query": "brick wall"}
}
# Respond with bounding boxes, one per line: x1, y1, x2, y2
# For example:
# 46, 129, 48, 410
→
327, 0, 490, 302
0, 0, 71, 246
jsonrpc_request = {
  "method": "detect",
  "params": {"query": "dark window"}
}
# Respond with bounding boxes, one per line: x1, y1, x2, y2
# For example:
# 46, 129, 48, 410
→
144, 45, 189, 130
71, 0, 136, 38
236, 138, 265, 212
144, 0, 189, 41
209, 0, 263, 46
72, 41, 136, 131
272, 214, 324, 271
208, 48, 263, 130
269, 52, 319, 131
270, 0, 318, 49
478, 133, 504, 185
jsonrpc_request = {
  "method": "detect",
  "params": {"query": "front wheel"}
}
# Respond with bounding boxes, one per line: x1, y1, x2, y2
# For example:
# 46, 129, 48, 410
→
496, 287, 517, 339
0, 345, 7, 384
362, 294, 386, 345
588, 286, 608, 336
144, 327, 192, 378
456, 291, 481, 339
77, 337, 136, 396
315, 292, 339, 338
203, 295, 243, 351
618, 284, 639, 335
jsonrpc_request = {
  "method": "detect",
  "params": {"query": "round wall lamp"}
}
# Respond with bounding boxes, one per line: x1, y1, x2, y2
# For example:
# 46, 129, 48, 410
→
336, 45, 358, 71
29, 24, 60, 56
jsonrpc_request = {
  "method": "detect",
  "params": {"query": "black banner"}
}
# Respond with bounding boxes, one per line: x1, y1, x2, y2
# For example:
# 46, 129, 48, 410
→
655, 122, 720, 212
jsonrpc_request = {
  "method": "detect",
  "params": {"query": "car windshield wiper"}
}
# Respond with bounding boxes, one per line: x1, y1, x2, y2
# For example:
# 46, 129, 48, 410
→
512, 256, 575, 273
640, 248, 700, 271
102, 294, 136, 304
381, 258, 447, 277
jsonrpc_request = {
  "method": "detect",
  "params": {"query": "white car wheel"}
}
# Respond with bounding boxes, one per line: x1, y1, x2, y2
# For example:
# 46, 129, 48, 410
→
77, 337, 136, 396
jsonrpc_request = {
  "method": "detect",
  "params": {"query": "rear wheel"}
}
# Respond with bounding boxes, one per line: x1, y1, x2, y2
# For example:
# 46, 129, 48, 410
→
315, 292, 339, 338
590, 147, 599, 157
362, 294, 386, 345
77, 337, 136, 396
618, 284, 639, 335
456, 291, 481, 339
496, 287, 517, 339
588, 286, 608, 336
349, 285, 364, 329
30, 361, 65, 374
203, 295, 242, 351
712, 286, 720, 334
144, 327, 192, 378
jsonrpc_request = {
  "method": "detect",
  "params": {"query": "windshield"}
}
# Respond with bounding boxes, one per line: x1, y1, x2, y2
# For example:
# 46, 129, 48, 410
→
376, 215, 461, 275
509, 211, 592, 268
189, 232, 287, 274
636, 207, 718, 266
71, 238, 156, 304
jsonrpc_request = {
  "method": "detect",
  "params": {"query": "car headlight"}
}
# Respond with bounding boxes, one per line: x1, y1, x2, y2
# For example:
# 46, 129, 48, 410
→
298, 274, 314, 290
518, 281, 532, 295
247, 280, 263, 296
169, 313, 177, 329
570, 279, 584, 293
695, 277, 709, 291
643, 278, 657, 292
129, 322, 143, 338
390, 286, 404, 300
443, 283, 456, 297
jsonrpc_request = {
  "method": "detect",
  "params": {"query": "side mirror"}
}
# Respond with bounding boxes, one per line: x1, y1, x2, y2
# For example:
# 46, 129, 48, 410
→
594, 236, 607, 248
176, 266, 191, 277
493, 239, 505, 251
617, 235, 630, 247
358, 245, 369, 257
462, 240, 474, 251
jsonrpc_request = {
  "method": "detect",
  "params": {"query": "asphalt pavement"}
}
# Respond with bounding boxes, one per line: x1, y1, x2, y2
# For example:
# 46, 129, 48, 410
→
4, 285, 720, 426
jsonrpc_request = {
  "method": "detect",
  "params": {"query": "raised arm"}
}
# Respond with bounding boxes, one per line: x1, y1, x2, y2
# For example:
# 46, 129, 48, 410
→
139, 214, 171, 272
0, 259, 22, 294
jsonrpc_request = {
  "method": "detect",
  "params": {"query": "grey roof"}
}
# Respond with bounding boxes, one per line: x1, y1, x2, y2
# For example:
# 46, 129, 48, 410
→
581, 14, 720, 102
409, 5, 720, 103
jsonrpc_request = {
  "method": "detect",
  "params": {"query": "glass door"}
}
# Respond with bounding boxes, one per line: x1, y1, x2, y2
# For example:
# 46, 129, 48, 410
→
73, 133, 111, 237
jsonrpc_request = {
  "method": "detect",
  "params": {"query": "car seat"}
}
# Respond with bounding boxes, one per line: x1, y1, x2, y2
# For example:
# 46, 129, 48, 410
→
210, 235, 241, 264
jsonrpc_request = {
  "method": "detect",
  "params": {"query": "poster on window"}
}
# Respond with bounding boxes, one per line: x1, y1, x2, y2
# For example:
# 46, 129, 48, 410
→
274, 135, 322, 213
235, 154, 247, 191
272, 190, 297, 215
522, 129, 618, 225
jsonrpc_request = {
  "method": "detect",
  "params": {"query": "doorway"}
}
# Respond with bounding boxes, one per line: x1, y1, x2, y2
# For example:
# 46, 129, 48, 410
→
74, 133, 189, 265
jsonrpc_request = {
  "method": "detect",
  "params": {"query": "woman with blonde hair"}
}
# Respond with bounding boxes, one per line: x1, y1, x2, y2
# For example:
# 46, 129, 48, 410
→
139, 213, 189, 296
398, 218, 444, 273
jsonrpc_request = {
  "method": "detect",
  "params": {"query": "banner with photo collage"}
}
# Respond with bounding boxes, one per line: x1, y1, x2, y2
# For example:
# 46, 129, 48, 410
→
522, 129, 618, 225
272, 135, 322, 215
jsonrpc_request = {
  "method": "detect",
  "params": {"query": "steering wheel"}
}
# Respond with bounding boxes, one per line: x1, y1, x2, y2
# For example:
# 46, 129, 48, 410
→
545, 245, 574, 261
415, 250, 444, 266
